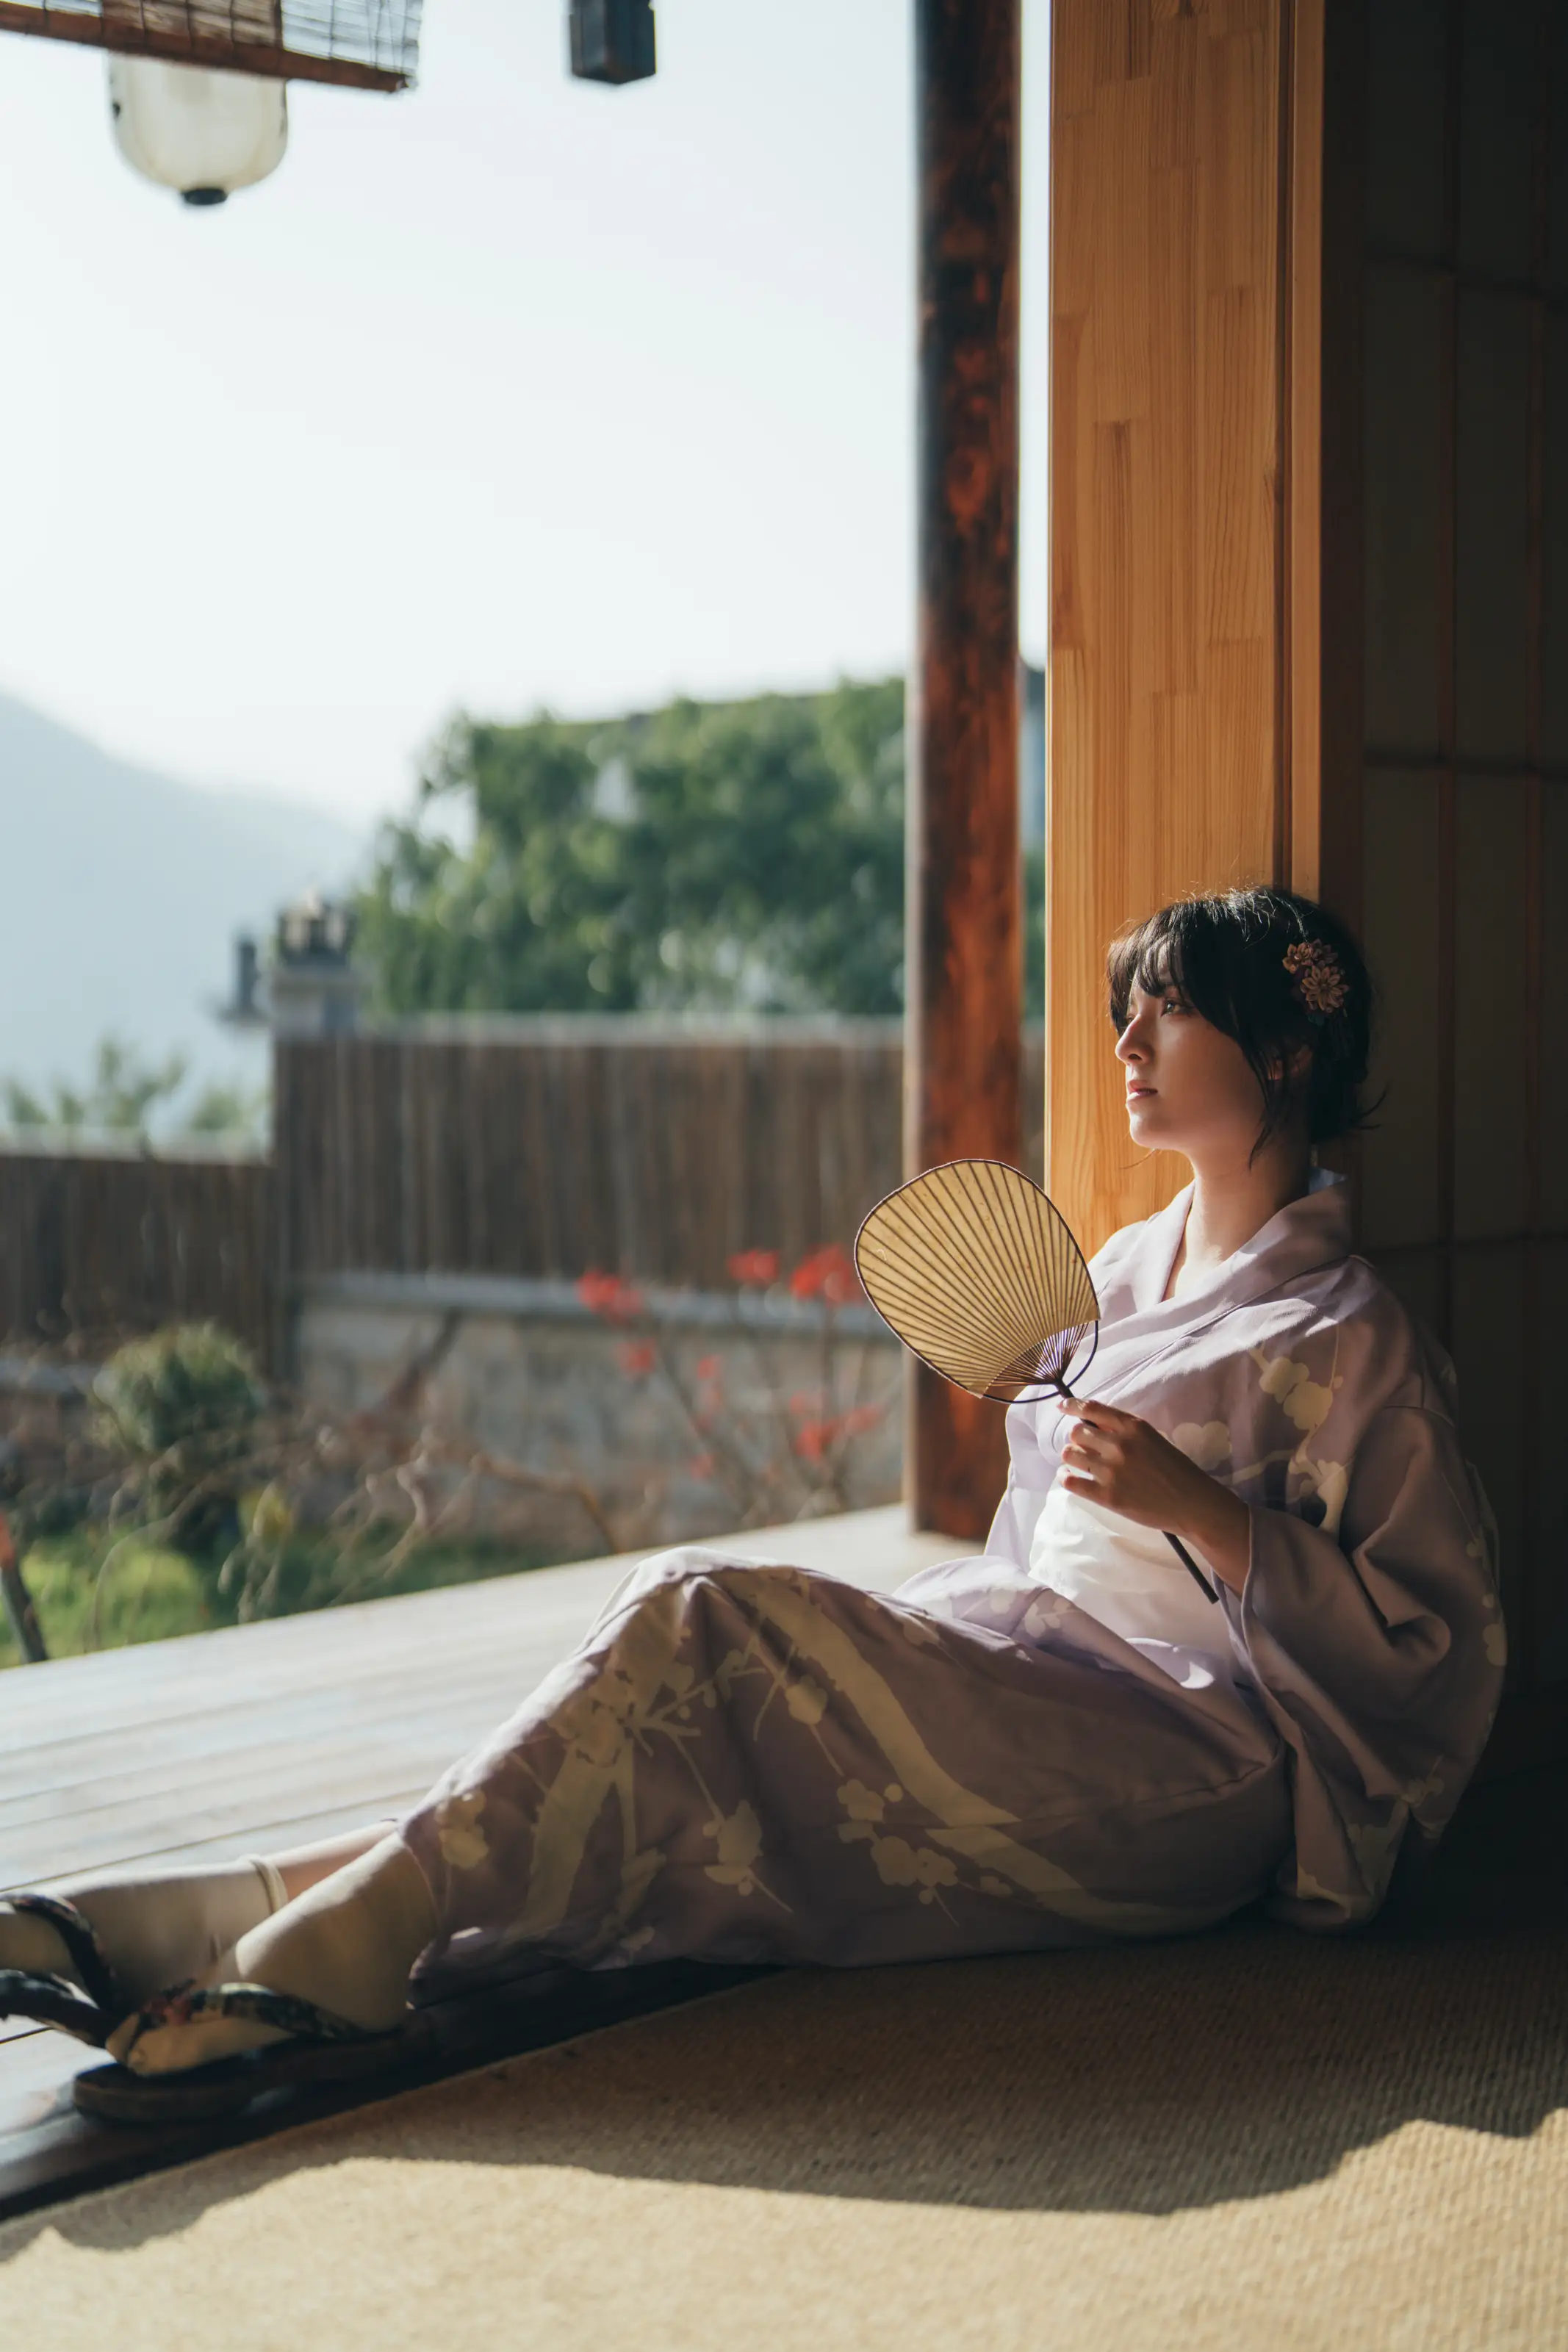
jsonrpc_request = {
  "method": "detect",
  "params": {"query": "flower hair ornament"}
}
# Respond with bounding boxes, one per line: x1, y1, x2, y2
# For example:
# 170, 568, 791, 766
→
1282, 938, 1349, 1025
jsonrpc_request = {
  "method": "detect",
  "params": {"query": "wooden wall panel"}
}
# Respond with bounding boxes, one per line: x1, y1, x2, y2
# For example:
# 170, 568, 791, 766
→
1452, 779, 1528, 1240
1375, 1246, 1445, 1342
1539, 782, 1568, 1226
1365, 0, 1445, 258
1542, 314, 1568, 764
1048, 0, 1286, 1249
1457, 0, 1536, 282
1046, 0, 1568, 1742
1534, 1239, 1568, 1683
1456, 291, 1531, 763
1350, 0, 1567, 1744
1360, 770, 1442, 1249
1363, 267, 1444, 755
1552, 10, 1568, 291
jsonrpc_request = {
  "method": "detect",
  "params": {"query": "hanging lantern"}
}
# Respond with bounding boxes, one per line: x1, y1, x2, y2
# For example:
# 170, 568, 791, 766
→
0, 0, 418, 206
108, 56, 288, 204
568, 0, 656, 87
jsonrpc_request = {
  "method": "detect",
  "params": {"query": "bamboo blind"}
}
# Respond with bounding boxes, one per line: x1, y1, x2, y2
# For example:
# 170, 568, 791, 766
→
0, 0, 419, 90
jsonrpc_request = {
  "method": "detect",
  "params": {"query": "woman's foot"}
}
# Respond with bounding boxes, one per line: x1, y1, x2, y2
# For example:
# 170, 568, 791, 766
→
107, 1837, 437, 2076
1, 1860, 285, 2010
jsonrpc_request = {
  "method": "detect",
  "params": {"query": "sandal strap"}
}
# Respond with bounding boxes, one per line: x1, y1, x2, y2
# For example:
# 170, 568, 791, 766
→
3, 1894, 123, 2016
125, 1979, 380, 2055
0, 1965, 115, 2048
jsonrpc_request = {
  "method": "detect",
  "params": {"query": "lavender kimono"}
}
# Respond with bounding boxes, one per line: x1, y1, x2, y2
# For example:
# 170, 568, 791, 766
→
403, 1172, 1504, 1988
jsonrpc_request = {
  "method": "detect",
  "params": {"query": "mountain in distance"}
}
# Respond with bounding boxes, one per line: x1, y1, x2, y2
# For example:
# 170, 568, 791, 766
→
0, 693, 369, 1101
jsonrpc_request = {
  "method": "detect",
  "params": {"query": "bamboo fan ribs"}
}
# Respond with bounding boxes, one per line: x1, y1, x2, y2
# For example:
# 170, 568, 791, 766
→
855, 1159, 1218, 1604
854, 1157, 1099, 1403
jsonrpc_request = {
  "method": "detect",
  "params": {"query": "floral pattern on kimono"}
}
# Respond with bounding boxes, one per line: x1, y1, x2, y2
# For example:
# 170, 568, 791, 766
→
986, 1169, 1505, 1929
400, 1170, 1503, 1987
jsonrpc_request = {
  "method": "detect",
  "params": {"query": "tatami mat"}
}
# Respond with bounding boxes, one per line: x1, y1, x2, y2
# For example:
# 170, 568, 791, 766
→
1, 1793, 1565, 2351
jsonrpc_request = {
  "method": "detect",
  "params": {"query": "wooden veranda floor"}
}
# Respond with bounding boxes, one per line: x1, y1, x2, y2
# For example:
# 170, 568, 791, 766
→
0, 1506, 957, 2221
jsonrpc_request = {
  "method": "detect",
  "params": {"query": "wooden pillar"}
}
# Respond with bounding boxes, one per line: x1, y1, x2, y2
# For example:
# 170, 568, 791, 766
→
907, 0, 1022, 1539
1048, 0, 1307, 1257
1048, 0, 1568, 1763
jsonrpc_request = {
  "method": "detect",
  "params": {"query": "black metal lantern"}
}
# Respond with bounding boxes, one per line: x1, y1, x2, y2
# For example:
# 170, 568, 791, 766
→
568, 0, 655, 86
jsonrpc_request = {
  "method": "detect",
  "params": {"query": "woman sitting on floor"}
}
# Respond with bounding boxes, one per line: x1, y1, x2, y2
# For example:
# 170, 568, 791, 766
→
1, 886, 1505, 2107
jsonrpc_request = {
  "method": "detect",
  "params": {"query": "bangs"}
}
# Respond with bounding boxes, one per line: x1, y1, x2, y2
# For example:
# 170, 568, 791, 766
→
1107, 909, 1188, 1027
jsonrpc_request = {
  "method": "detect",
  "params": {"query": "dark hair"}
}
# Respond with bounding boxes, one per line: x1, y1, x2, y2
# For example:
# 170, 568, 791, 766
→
1107, 886, 1375, 1154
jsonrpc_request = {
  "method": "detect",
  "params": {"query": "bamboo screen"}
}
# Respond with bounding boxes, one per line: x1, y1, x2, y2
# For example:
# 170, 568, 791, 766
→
0, 0, 420, 88
1358, 0, 1568, 1704
271, 1028, 1046, 1296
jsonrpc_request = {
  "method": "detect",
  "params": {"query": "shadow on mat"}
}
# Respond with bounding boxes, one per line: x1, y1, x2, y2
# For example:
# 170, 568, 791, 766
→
6, 1772, 1566, 2254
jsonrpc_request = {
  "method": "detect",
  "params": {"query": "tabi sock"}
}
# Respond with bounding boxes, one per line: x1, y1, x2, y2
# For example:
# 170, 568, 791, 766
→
226, 1837, 436, 2032
0, 1858, 287, 2007
112, 1838, 436, 2074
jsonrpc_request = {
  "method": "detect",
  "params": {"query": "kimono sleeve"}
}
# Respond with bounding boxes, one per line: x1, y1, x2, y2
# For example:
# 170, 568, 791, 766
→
1227, 1401, 1506, 1930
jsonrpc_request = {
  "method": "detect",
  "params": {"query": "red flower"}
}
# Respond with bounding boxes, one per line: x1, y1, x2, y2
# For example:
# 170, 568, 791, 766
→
694, 1353, 723, 1382
793, 1414, 846, 1463
841, 1403, 885, 1436
727, 1249, 780, 1287
616, 1339, 657, 1378
577, 1269, 647, 1324
788, 1244, 863, 1306
688, 1451, 716, 1481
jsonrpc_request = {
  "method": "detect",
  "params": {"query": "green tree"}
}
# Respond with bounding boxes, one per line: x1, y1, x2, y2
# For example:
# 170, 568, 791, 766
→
0, 1042, 267, 1144
1, 1037, 187, 1134
357, 680, 1045, 1021
179, 1079, 269, 1140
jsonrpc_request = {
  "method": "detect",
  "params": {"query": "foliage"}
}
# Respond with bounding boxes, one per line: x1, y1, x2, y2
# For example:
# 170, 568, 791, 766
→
180, 1078, 270, 1137
0, 1036, 269, 1143
92, 1322, 267, 1562
0, 1255, 898, 1664
95, 1323, 265, 1461
2, 1036, 188, 1134
357, 681, 1047, 1021
576, 1243, 891, 1528
0, 1320, 628, 1657
0, 1525, 553, 1670
0, 1533, 213, 1667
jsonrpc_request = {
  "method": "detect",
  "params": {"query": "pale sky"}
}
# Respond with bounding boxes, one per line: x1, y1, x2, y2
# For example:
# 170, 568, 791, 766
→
0, 0, 1048, 827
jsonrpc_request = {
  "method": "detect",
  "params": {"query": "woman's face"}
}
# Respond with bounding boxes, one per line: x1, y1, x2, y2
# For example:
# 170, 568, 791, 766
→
1115, 980, 1273, 1165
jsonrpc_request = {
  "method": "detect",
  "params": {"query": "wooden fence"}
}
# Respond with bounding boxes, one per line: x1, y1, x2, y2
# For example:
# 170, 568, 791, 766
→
0, 1150, 273, 1360
273, 1023, 1047, 1292
0, 1027, 1048, 1360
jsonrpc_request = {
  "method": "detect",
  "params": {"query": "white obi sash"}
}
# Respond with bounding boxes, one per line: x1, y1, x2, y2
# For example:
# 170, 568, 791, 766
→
1026, 1481, 1240, 1669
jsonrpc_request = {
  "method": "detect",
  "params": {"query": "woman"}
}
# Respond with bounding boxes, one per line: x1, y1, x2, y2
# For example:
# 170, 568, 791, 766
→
1, 887, 1505, 2100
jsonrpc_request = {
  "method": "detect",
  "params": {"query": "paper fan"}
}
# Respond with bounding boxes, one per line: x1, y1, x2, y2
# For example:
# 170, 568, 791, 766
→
855, 1159, 1216, 1603
855, 1158, 1098, 1403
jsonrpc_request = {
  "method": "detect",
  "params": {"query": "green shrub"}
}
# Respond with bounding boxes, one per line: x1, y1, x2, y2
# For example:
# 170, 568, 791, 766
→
95, 1323, 265, 1458
94, 1323, 266, 1561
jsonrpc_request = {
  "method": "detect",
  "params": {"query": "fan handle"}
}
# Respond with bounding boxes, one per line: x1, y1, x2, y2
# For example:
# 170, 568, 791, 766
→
1053, 1373, 1219, 1607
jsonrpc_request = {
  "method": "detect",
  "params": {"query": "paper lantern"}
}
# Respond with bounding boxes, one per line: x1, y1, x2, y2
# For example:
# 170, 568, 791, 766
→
109, 55, 287, 204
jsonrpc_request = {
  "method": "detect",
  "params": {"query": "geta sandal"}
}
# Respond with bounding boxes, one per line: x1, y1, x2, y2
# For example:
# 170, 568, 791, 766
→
72, 1980, 436, 2125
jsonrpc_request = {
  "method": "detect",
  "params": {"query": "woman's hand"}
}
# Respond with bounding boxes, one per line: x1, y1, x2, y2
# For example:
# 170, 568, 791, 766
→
1056, 1398, 1251, 1593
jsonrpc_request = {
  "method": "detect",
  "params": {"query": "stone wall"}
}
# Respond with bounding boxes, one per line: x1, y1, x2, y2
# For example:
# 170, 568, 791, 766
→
292, 1270, 905, 1558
